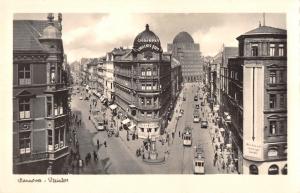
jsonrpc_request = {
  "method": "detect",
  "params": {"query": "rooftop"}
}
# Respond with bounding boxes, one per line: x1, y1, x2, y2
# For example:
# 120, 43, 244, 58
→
237, 25, 287, 40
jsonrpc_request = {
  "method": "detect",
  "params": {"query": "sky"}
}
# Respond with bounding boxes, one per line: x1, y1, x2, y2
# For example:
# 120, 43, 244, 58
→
14, 13, 286, 63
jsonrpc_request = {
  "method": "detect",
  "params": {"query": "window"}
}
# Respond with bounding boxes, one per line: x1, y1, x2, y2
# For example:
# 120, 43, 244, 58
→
269, 71, 276, 84
47, 96, 52, 117
146, 97, 152, 105
141, 111, 145, 117
279, 70, 286, 83
251, 44, 258, 56
269, 94, 276, 109
153, 82, 157, 90
19, 98, 30, 119
50, 65, 56, 83
140, 128, 144, 132
146, 68, 152, 76
279, 44, 284, 56
269, 44, 275, 56
141, 68, 145, 76
60, 127, 64, 147
268, 164, 279, 175
235, 72, 238, 80
48, 129, 53, 151
279, 94, 285, 108
269, 121, 277, 135
141, 84, 145, 90
146, 83, 152, 90
18, 64, 31, 85
153, 67, 157, 76
54, 129, 59, 150
147, 111, 152, 117
278, 120, 286, 135
19, 132, 31, 154
141, 97, 145, 105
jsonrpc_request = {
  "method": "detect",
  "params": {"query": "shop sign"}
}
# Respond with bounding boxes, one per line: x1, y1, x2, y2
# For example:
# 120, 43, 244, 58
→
244, 140, 263, 161
137, 43, 160, 52
267, 149, 278, 157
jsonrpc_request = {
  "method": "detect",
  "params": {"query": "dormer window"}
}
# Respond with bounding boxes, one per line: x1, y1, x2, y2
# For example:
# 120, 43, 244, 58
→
251, 43, 258, 56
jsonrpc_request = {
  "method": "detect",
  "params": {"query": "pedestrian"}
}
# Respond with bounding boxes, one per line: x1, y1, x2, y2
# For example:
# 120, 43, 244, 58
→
97, 139, 100, 149
179, 131, 181, 137
89, 115, 90, 120
104, 141, 107, 148
93, 150, 98, 161
212, 137, 215, 143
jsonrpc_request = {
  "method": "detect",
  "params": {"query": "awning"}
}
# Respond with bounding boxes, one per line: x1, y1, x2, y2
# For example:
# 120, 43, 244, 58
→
129, 104, 136, 108
122, 118, 130, 125
128, 124, 136, 131
109, 104, 117, 110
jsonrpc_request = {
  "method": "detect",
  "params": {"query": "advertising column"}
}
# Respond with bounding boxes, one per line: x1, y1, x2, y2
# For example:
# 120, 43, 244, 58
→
243, 64, 264, 174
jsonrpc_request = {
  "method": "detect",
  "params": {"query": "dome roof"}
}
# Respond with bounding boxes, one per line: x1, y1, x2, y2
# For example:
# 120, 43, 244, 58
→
40, 25, 60, 39
173, 31, 194, 44
133, 24, 161, 52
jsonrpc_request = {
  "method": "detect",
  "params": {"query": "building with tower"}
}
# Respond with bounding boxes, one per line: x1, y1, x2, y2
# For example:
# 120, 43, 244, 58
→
114, 24, 172, 138
225, 24, 287, 174
167, 32, 203, 82
13, 13, 69, 174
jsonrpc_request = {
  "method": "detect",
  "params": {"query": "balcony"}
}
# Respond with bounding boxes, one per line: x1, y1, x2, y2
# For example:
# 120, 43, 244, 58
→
45, 83, 69, 93
49, 146, 69, 160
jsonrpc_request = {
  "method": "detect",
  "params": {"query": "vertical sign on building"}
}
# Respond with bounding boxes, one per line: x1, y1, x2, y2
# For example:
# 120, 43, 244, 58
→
243, 64, 264, 161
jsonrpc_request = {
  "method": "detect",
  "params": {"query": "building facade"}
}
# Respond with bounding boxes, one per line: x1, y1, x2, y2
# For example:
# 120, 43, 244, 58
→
167, 32, 202, 82
114, 24, 172, 138
226, 25, 287, 174
13, 13, 69, 174
103, 52, 115, 103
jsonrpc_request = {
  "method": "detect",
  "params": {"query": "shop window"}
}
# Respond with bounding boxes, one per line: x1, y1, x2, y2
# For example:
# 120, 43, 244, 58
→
48, 129, 53, 151
251, 43, 258, 56
249, 164, 258, 175
146, 68, 152, 76
269, 43, 275, 56
18, 64, 31, 85
19, 98, 30, 119
282, 164, 287, 175
269, 71, 276, 84
19, 131, 31, 154
269, 94, 276, 109
269, 121, 277, 135
268, 164, 279, 175
278, 44, 285, 56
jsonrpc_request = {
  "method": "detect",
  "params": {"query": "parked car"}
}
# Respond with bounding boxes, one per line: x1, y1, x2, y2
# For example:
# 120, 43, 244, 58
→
201, 120, 208, 128
195, 104, 200, 109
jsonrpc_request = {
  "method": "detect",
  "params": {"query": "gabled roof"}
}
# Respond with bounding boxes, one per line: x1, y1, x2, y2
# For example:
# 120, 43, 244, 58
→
237, 25, 286, 40
13, 20, 59, 51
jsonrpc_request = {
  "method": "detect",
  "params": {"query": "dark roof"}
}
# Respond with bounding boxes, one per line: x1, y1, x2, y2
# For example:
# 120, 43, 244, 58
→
237, 25, 287, 40
13, 20, 59, 51
133, 24, 161, 51
173, 31, 194, 44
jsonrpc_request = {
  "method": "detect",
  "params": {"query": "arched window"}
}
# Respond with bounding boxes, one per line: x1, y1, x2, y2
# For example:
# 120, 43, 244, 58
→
249, 164, 258, 175
268, 164, 279, 175
146, 68, 152, 76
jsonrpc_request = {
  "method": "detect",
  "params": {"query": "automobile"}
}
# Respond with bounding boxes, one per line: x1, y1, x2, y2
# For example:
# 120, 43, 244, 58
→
194, 96, 198, 101
195, 104, 200, 109
201, 120, 208, 128
79, 96, 83, 100
84, 96, 89, 100
201, 102, 205, 106
180, 109, 184, 114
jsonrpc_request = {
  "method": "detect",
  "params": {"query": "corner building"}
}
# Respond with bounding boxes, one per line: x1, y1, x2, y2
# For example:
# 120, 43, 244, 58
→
167, 32, 202, 82
227, 25, 287, 174
13, 14, 69, 174
114, 24, 172, 138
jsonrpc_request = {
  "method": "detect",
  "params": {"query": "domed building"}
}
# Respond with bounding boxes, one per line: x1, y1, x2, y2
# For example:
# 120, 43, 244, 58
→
13, 13, 69, 174
168, 31, 203, 82
114, 24, 173, 139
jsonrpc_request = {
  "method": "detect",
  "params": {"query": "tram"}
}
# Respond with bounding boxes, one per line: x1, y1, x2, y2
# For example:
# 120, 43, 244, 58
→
193, 109, 200, 123
183, 126, 192, 146
193, 144, 205, 174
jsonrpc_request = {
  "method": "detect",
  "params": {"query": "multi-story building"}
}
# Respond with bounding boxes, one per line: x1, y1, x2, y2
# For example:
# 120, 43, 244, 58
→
226, 24, 287, 174
167, 32, 203, 82
170, 57, 183, 103
13, 13, 69, 174
114, 24, 172, 138
103, 52, 115, 103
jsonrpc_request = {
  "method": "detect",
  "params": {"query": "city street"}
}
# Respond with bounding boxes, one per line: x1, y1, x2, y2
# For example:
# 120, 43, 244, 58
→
68, 83, 225, 174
